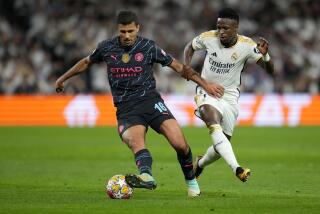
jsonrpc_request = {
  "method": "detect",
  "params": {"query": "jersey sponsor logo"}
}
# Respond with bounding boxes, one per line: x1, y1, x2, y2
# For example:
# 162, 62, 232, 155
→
208, 58, 235, 74
134, 52, 144, 62
110, 67, 143, 73
211, 52, 217, 57
121, 53, 131, 63
209, 58, 235, 68
231, 52, 238, 61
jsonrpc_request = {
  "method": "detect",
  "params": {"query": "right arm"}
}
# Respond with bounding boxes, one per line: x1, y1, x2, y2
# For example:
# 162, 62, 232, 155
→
169, 59, 224, 98
55, 56, 92, 93
153, 40, 223, 97
183, 36, 224, 97
183, 41, 195, 66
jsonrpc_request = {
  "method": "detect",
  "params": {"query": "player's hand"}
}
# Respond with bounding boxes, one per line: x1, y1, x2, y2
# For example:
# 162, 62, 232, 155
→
257, 37, 269, 55
204, 82, 225, 98
55, 79, 64, 93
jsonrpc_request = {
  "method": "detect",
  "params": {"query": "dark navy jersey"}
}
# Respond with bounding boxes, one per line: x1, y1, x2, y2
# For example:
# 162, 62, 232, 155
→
89, 36, 173, 106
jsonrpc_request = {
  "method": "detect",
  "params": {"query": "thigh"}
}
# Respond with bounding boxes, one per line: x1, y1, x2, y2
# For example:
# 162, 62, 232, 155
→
220, 101, 238, 136
121, 125, 147, 154
199, 104, 223, 126
117, 102, 148, 139
143, 98, 175, 133
117, 115, 147, 139
159, 119, 189, 154
195, 88, 223, 125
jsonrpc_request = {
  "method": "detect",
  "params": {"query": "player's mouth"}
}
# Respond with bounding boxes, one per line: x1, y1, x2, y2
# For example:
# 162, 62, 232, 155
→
220, 36, 228, 43
220, 34, 227, 39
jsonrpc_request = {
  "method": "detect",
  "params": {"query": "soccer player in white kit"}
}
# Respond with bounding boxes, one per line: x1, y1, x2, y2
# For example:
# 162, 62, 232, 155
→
184, 8, 274, 182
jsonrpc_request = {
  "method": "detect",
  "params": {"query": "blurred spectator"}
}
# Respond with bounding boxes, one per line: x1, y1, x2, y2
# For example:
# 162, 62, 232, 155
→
0, 0, 319, 95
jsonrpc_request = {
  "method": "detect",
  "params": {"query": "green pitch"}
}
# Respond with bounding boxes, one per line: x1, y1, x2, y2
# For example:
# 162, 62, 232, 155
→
0, 126, 319, 214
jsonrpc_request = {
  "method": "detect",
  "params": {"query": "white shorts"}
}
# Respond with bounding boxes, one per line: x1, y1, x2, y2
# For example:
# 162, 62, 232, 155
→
194, 87, 239, 136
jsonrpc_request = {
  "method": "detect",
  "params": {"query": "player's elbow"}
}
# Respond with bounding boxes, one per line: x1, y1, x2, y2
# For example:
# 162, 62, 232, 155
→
74, 57, 91, 73
184, 42, 194, 55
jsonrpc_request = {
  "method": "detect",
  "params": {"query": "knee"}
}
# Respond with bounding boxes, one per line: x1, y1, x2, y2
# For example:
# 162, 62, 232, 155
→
122, 135, 144, 151
173, 142, 189, 155
199, 106, 221, 125
208, 124, 223, 134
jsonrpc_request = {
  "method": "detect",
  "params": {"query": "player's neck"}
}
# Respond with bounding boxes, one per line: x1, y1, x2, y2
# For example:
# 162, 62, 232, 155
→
223, 36, 238, 48
119, 36, 139, 50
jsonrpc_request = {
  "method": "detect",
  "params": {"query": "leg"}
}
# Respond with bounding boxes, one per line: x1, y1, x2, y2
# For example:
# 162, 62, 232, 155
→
194, 113, 233, 177
198, 104, 240, 174
159, 119, 189, 155
159, 119, 192, 178
122, 125, 147, 154
122, 125, 153, 175
121, 125, 157, 189
195, 104, 222, 170
195, 104, 250, 182
159, 119, 200, 197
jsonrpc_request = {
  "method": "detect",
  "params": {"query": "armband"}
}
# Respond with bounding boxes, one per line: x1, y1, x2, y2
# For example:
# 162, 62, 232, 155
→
262, 53, 271, 62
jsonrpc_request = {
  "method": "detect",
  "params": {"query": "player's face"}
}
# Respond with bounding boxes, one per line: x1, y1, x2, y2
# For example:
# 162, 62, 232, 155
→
118, 22, 140, 47
217, 18, 238, 47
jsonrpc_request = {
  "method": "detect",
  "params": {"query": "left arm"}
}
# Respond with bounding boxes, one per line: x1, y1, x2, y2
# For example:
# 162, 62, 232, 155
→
256, 37, 274, 76
183, 41, 195, 65
169, 59, 224, 98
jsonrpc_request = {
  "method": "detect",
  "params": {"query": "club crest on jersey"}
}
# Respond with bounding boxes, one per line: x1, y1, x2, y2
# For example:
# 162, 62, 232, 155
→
231, 52, 238, 61
122, 53, 131, 63
135, 53, 144, 62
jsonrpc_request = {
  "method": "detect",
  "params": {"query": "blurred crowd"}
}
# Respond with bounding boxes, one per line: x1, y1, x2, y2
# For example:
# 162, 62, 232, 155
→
1, 0, 320, 95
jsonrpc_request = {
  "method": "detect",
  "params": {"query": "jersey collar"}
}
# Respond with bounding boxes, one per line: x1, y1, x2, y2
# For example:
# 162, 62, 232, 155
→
219, 34, 239, 48
117, 36, 141, 52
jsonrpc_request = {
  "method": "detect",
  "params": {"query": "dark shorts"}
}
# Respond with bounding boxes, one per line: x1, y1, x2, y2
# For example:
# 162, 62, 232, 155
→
116, 96, 175, 138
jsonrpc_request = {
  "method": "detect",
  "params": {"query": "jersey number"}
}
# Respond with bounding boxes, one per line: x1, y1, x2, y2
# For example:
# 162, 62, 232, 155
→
154, 102, 167, 113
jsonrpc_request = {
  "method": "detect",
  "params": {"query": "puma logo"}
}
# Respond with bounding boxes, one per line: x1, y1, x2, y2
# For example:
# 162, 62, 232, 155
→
111, 55, 117, 60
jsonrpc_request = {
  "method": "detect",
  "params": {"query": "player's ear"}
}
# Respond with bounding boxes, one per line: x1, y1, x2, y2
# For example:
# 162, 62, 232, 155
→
136, 24, 140, 33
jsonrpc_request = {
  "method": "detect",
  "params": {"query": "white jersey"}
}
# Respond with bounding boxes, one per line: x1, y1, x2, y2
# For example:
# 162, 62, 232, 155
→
192, 30, 262, 103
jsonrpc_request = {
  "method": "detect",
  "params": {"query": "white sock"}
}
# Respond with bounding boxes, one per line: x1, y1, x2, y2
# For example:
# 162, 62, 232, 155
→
210, 124, 239, 173
198, 146, 221, 168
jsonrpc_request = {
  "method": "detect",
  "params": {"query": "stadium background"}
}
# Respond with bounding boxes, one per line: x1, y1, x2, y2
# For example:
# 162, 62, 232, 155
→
0, 0, 320, 126
1, 1, 320, 213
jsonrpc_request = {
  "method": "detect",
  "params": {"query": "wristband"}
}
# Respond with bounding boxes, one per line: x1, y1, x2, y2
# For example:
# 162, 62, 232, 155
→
262, 53, 270, 62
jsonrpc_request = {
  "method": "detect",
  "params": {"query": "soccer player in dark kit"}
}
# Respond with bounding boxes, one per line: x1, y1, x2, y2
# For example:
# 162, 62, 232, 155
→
55, 10, 224, 197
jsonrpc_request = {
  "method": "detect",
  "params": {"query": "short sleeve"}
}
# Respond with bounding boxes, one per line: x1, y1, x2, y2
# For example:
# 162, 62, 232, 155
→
151, 44, 173, 67
89, 41, 105, 63
247, 40, 263, 62
192, 34, 206, 51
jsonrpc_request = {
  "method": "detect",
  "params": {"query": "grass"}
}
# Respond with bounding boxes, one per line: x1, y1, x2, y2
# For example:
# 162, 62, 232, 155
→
0, 126, 319, 213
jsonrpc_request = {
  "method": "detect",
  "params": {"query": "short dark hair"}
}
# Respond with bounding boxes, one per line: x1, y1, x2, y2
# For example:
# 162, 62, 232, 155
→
218, 8, 239, 23
117, 10, 139, 25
